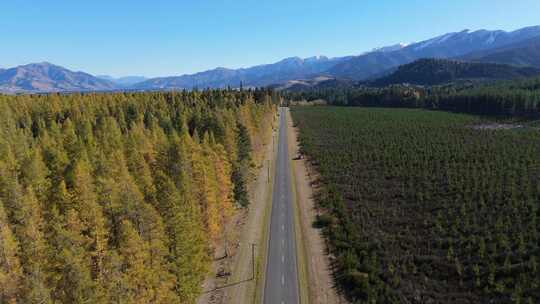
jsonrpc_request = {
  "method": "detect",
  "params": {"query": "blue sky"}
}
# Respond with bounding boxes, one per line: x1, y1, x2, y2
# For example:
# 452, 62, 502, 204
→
1, 0, 539, 77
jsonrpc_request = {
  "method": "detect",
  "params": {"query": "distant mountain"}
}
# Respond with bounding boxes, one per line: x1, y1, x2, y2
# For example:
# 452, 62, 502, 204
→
132, 56, 352, 90
98, 75, 148, 87
3, 25, 540, 93
328, 26, 540, 80
372, 58, 540, 86
460, 35, 540, 68
327, 51, 415, 80
0, 62, 116, 93
136, 25, 540, 90
133, 42, 417, 90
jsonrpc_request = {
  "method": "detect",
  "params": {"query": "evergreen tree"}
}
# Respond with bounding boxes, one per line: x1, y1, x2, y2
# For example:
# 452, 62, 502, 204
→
0, 199, 23, 304
52, 209, 97, 303
16, 188, 52, 304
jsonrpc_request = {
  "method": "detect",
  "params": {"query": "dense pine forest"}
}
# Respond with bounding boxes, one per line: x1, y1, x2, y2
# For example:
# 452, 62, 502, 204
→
292, 107, 540, 303
287, 76, 540, 117
0, 90, 277, 303
372, 58, 540, 86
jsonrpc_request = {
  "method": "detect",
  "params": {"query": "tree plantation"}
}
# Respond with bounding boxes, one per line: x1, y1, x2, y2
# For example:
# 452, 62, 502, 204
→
291, 107, 540, 303
287, 76, 540, 117
0, 90, 276, 303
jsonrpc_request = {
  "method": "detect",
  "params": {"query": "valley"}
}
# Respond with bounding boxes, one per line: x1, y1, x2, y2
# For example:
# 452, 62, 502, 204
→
2, 7, 540, 304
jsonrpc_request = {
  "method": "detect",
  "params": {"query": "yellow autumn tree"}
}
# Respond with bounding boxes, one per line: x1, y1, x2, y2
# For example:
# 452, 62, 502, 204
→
156, 130, 210, 302
19, 147, 50, 203
210, 135, 235, 227
16, 187, 52, 304
115, 219, 178, 303
190, 132, 220, 242
0, 199, 23, 304
70, 159, 108, 289
117, 220, 152, 303
52, 209, 97, 303
0, 90, 278, 303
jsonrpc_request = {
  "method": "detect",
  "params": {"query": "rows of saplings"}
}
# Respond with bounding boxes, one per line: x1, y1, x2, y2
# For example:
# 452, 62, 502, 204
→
292, 106, 540, 304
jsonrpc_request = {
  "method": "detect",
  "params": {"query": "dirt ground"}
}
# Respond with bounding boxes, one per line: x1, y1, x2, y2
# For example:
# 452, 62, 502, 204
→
286, 109, 346, 304
197, 116, 277, 304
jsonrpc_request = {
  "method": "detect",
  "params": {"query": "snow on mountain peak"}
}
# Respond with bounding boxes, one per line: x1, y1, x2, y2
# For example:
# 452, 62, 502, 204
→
304, 55, 329, 62
484, 32, 498, 45
414, 32, 459, 50
371, 43, 409, 53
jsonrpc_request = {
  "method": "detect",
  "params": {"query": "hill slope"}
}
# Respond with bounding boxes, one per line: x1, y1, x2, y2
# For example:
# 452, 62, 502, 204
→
0, 62, 116, 93
460, 35, 540, 68
372, 58, 540, 86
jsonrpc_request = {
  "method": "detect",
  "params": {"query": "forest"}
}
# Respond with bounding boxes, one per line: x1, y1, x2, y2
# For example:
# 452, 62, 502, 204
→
0, 90, 277, 303
286, 76, 540, 117
371, 58, 540, 86
291, 106, 540, 303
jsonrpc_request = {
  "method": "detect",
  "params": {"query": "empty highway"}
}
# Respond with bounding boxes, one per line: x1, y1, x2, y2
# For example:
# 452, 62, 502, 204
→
263, 107, 300, 304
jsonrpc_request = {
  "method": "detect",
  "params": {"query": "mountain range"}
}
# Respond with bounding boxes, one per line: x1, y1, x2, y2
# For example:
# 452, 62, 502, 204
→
131, 56, 351, 90
326, 26, 540, 80
1, 25, 540, 93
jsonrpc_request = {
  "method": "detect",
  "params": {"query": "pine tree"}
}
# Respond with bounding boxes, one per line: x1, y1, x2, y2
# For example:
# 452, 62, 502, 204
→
19, 147, 50, 202
0, 199, 23, 304
116, 220, 153, 303
211, 138, 234, 234
232, 123, 252, 207
199, 132, 221, 241
70, 160, 109, 288
125, 133, 157, 205
135, 203, 178, 303
154, 170, 209, 302
15, 187, 52, 304
52, 209, 97, 303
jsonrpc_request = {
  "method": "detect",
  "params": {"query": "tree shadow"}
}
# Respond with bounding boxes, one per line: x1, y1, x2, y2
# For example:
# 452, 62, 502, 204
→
200, 278, 254, 294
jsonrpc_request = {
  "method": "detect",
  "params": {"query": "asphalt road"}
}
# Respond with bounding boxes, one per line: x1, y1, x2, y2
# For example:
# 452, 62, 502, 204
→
263, 107, 300, 304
